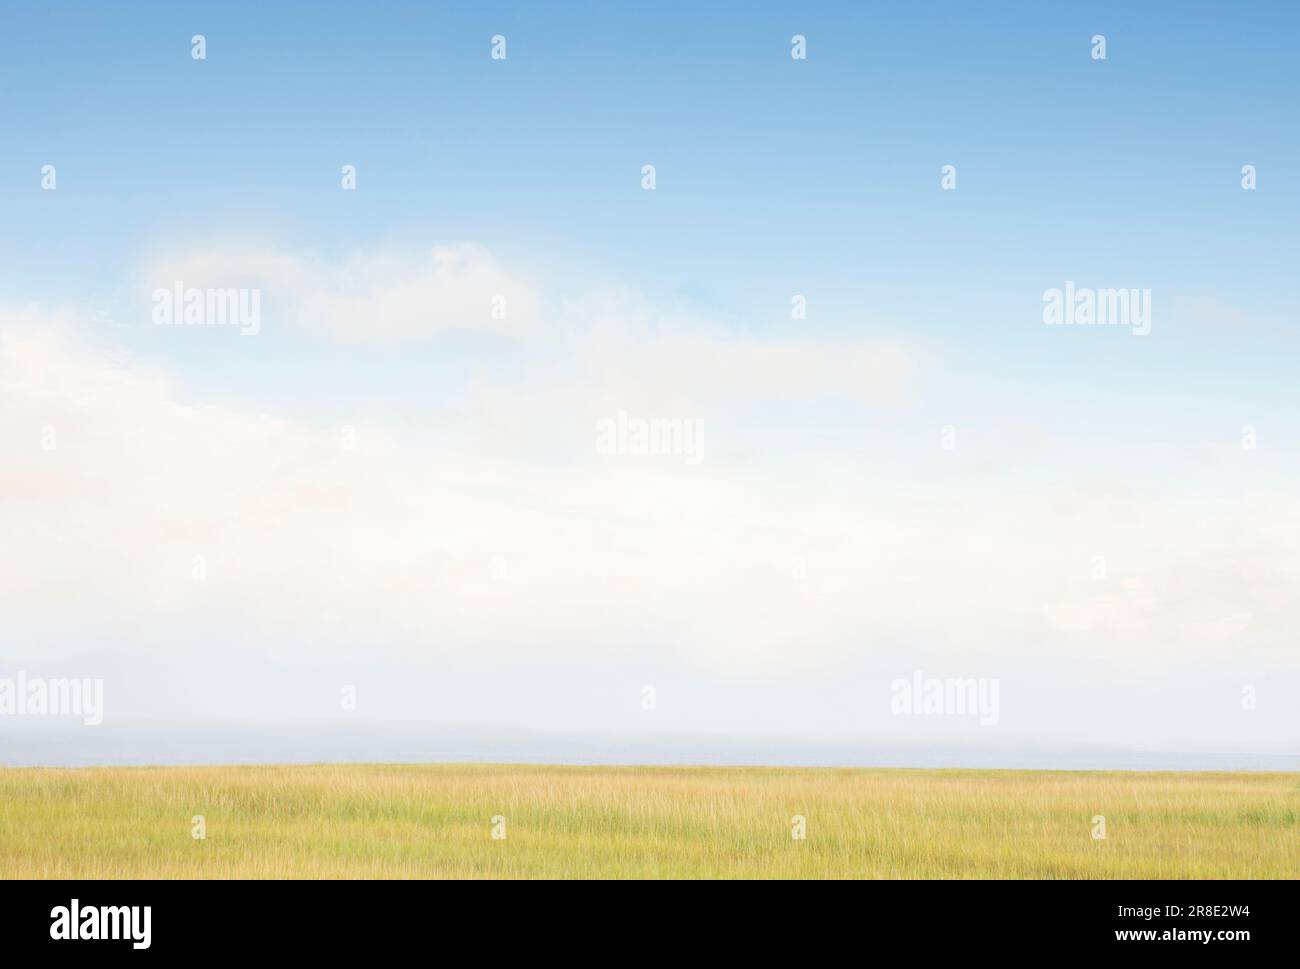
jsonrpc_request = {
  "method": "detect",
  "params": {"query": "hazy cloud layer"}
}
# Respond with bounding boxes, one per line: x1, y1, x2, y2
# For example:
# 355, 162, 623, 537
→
3, 266, 1296, 753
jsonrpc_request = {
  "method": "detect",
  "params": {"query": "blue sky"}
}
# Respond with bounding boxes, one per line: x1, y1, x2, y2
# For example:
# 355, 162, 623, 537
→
4, 2, 1296, 310
1, 1, 1296, 420
1, 2, 1297, 764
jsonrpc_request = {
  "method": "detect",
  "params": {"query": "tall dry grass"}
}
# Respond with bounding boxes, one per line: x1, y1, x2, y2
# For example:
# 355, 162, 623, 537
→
1, 764, 1295, 878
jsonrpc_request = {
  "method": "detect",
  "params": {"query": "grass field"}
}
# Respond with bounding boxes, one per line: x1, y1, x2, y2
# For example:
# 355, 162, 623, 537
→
1, 764, 1296, 878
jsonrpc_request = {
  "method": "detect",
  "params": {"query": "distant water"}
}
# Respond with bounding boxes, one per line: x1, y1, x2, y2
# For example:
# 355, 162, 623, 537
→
2, 721, 1296, 771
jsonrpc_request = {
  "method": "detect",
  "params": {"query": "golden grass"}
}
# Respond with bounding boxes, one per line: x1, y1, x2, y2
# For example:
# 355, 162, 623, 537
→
0, 764, 1295, 878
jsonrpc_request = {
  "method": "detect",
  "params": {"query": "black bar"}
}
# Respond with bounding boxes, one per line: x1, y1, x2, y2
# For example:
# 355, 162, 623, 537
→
0, 879, 1286, 956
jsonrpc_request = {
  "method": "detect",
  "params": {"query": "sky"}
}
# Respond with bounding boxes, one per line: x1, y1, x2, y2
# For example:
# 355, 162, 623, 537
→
1, 2, 1298, 767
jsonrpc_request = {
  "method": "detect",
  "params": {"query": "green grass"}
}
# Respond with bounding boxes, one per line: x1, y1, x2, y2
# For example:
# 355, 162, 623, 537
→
1, 764, 1296, 878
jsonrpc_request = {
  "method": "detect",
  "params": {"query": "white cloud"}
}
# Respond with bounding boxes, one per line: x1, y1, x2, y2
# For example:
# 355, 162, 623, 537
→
144, 243, 540, 340
2, 285, 1297, 748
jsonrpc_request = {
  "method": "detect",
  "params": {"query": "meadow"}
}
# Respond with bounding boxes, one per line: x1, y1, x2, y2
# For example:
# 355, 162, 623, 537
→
0, 764, 1295, 878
